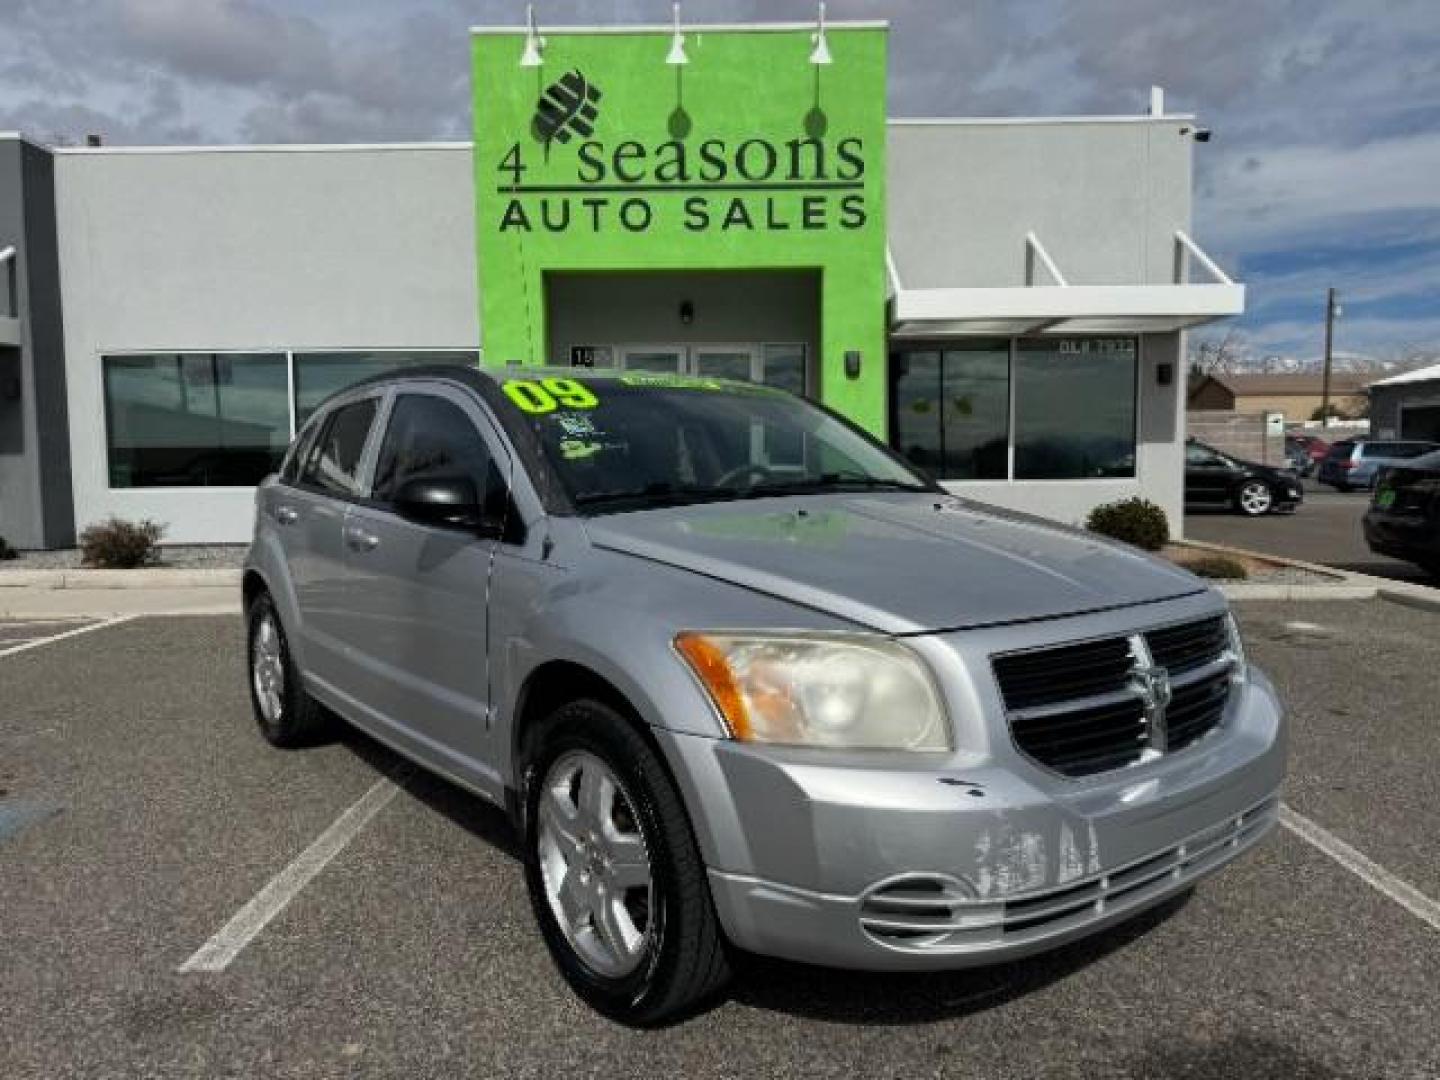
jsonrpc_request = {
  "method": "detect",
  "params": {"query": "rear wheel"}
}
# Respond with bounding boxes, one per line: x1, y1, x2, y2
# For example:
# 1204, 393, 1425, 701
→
246, 591, 330, 747
1236, 480, 1274, 516
521, 699, 730, 1025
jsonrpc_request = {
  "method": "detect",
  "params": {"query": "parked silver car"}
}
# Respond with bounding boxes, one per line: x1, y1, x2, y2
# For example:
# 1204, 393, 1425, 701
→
243, 366, 1286, 1024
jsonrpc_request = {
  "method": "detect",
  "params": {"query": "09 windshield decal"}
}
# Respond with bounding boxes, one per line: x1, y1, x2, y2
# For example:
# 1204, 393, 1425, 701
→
502, 377, 600, 414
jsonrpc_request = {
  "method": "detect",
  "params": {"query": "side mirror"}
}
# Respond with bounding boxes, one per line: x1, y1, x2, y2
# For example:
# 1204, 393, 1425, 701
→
392, 476, 504, 538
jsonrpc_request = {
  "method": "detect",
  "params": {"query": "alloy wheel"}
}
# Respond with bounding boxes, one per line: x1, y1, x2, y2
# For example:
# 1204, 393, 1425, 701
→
536, 750, 654, 978
251, 611, 285, 724
1239, 481, 1273, 515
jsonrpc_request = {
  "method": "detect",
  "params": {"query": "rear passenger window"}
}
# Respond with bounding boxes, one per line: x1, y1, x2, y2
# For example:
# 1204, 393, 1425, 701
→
372, 394, 506, 516
302, 398, 378, 497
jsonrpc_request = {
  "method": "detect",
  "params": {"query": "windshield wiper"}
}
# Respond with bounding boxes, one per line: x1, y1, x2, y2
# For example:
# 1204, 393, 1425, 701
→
575, 481, 745, 511
745, 472, 932, 496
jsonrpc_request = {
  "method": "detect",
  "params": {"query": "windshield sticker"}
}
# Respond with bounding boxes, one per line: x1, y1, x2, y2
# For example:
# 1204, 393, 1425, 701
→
502, 377, 599, 414
559, 439, 604, 461
555, 412, 597, 437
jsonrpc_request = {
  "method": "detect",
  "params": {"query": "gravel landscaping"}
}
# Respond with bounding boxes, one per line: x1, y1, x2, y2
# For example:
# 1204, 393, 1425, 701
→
0, 545, 247, 571
1163, 542, 1339, 586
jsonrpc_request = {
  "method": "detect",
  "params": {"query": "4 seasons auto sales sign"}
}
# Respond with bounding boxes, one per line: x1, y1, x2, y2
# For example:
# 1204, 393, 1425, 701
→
471, 22, 889, 432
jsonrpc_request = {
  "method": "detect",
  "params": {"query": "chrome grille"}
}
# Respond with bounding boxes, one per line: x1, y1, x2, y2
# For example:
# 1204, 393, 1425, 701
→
993, 615, 1235, 778
1145, 615, 1227, 676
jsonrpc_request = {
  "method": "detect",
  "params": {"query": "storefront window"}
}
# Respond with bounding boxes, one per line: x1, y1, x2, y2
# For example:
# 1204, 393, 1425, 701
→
890, 343, 1009, 480
1014, 339, 1137, 479
293, 351, 478, 425
103, 353, 289, 487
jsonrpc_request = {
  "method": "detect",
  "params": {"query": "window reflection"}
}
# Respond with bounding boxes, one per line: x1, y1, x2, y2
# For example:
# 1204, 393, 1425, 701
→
1014, 340, 1136, 479
293, 351, 477, 425
103, 353, 288, 487
890, 344, 1009, 480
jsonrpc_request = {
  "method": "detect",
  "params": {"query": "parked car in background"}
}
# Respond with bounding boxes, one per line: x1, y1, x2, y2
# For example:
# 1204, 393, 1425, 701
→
1185, 439, 1304, 516
1284, 432, 1329, 477
243, 366, 1286, 1024
1363, 450, 1440, 578
1317, 438, 1440, 491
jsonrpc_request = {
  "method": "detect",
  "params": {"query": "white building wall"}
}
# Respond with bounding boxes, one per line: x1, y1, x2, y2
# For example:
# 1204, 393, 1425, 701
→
53, 144, 478, 543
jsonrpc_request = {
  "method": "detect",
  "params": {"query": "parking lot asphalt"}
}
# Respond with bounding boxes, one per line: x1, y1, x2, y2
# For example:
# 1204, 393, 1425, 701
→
2, 609, 1438, 1079
1186, 480, 1434, 584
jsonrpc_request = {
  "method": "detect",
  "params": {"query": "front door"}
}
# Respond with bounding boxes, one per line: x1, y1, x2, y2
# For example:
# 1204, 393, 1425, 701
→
339, 385, 511, 784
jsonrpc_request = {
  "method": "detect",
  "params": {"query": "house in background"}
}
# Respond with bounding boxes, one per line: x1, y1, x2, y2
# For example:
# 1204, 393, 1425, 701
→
1368, 364, 1440, 440
1187, 372, 1369, 424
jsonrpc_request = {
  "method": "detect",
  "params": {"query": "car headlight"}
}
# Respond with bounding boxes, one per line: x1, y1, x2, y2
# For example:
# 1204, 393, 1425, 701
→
674, 632, 950, 751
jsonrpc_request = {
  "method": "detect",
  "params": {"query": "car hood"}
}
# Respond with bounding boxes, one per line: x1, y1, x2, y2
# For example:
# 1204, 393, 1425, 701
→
584, 493, 1207, 635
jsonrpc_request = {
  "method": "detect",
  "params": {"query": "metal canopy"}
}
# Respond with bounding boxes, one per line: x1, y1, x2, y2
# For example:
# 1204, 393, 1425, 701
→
888, 231, 1244, 339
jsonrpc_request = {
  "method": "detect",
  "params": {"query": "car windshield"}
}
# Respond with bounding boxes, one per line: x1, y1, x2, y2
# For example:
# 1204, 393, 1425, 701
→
496, 373, 936, 512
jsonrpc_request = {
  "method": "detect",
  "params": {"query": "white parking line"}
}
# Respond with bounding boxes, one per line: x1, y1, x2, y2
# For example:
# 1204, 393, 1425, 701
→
0, 615, 135, 658
178, 777, 401, 973
1281, 804, 1440, 932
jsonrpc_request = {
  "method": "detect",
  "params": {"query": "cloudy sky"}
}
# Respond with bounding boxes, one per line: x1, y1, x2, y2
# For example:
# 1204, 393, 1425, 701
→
2, 0, 1437, 365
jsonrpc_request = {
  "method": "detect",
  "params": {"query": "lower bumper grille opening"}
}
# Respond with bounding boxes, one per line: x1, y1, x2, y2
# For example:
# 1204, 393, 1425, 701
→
856, 797, 1279, 954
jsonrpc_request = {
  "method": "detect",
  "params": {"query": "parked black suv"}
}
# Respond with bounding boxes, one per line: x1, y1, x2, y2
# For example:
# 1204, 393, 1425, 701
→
1363, 450, 1440, 577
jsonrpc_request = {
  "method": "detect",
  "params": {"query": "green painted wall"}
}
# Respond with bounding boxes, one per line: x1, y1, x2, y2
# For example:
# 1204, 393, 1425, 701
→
472, 25, 889, 433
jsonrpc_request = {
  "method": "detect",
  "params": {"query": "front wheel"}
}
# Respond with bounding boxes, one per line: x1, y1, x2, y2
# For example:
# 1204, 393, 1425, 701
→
521, 699, 730, 1025
1236, 480, 1274, 516
246, 591, 330, 747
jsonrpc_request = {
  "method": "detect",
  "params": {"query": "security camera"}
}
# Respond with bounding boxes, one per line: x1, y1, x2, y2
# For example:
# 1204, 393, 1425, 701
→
1193, 127, 1212, 143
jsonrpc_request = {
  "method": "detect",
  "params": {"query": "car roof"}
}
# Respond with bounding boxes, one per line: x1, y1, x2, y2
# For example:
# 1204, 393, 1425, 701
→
344, 362, 756, 393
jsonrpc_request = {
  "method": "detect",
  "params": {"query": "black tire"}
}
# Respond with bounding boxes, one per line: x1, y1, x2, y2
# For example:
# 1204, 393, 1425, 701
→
521, 699, 730, 1025
245, 590, 330, 747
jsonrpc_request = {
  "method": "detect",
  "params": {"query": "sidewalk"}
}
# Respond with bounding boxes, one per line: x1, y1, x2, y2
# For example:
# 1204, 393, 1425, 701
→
0, 567, 241, 617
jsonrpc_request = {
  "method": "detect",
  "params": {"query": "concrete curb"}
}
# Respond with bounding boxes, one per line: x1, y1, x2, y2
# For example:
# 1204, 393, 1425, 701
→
0, 568, 241, 590
1176, 536, 1440, 611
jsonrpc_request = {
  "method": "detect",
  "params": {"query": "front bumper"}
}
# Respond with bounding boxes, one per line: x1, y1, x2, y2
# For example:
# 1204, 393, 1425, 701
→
1363, 513, 1439, 564
656, 669, 1286, 972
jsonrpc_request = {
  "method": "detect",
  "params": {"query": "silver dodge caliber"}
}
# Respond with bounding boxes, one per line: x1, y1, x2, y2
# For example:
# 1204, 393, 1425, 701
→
244, 365, 1286, 1024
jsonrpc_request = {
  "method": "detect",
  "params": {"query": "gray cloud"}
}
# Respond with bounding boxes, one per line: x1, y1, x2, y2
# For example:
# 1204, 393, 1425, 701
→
1, 0, 1438, 357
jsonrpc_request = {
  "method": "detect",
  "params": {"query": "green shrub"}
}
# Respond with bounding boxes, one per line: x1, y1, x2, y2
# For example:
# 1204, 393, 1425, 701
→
1085, 498, 1170, 552
79, 517, 165, 569
0, 535, 17, 561
1183, 555, 1249, 580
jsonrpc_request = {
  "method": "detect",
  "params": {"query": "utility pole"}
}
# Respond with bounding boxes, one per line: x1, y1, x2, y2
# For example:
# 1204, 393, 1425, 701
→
1320, 287, 1338, 428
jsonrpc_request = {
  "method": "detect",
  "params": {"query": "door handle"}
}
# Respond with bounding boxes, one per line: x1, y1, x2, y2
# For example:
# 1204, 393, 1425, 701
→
274, 505, 299, 525
344, 526, 380, 552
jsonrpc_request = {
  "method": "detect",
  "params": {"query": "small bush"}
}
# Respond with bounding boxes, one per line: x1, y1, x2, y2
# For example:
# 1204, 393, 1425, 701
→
79, 517, 165, 569
0, 535, 17, 561
1183, 555, 1249, 580
1085, 498, 1170, 552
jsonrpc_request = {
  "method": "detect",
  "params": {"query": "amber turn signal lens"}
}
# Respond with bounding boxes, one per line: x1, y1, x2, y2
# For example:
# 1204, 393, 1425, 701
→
674, 632, 752, 740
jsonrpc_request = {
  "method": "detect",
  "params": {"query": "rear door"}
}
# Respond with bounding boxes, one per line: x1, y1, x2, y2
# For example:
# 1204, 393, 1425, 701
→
339, 385, 513, 781
285, 393, 384, 690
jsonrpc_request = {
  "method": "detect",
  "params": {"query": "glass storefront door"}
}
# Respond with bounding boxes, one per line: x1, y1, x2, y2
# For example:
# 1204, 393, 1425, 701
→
692, 345, 760, 382
618, 345, 687, 373
606, 343, 807, 394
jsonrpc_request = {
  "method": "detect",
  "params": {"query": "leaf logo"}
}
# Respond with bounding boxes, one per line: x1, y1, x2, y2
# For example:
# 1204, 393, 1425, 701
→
532, 69, 602, 154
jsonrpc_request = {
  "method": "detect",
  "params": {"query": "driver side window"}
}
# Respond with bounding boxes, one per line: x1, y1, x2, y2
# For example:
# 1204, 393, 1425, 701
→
373, 393, 507, 521
1186, 443, 1225, 467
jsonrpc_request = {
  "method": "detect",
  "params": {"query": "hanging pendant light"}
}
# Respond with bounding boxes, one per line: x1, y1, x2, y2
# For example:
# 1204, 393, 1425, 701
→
809, 1, 832, 65
666, 3, 688, 65
519, 4, 545, 68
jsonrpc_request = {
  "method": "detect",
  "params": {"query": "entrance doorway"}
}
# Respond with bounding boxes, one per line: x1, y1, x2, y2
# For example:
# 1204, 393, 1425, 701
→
544, 269, 820, 395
